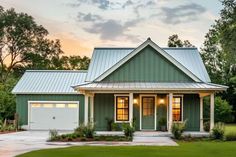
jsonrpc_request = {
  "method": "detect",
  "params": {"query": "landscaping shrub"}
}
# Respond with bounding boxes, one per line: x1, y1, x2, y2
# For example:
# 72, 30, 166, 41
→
158, 117, 167, 131
49, 130, 59, 141
225, 132, 236, 141
111, 122, 120, 131
211, 122, 225, 140
122, 123, 135, 139
74, 123, 95, 138
204, 121, 210, 132
171, 121, 186, 140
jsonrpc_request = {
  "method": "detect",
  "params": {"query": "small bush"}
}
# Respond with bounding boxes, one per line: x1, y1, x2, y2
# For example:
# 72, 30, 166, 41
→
111, 122, 120, 131
158, 117, 167, 131
171, 121, 186, 140
49, 130, 59, 141
225, 132, 236, 141
74, 123, 95, 138
122, 123, 135, 139
204, 121, 210, 132
211, 122, 225, 140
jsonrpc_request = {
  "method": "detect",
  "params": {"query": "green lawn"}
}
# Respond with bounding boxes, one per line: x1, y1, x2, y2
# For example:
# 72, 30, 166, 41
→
225, 124, 236, 134
18, 141, 236, 157
18, 124, 236, 157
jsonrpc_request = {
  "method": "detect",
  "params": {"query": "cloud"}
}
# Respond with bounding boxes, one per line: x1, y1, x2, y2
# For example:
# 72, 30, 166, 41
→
157, 3, 206, 24
77, 12, 102, 22
122, 0, 134, 8
83, 19, 141, 42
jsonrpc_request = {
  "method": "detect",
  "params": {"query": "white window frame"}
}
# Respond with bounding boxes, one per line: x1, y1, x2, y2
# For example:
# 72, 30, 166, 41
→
114, 94, 130, 123
172, 95, 184, 122
28, 101, 80, 130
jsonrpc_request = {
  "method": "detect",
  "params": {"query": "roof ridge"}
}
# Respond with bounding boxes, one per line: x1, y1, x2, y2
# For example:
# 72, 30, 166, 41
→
26, 70, 88, 73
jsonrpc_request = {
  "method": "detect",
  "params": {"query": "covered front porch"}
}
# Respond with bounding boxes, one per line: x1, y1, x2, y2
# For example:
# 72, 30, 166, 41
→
74, 82, 227, 133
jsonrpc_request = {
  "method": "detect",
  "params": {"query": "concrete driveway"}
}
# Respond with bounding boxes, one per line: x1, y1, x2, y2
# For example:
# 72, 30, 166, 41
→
0, 131, 178, 157
0, 131, 69, 157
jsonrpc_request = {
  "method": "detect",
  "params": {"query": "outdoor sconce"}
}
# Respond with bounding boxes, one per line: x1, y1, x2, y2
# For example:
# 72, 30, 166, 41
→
159, 98, 165, 104
133, 98, 138, 104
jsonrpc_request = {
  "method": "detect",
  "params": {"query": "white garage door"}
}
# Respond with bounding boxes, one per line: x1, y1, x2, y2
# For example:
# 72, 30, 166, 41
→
29, 101, 79, 130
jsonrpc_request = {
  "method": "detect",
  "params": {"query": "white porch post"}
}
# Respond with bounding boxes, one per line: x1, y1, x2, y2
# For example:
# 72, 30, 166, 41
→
200, 96, 204, 132
210, 93, 215, 130
168, 93, 173, 133
90, 94, 94, 124
129, 93, 133, 126
84, 94, 89, 125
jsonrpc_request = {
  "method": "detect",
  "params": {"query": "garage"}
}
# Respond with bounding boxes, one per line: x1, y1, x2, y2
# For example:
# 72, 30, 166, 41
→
29, 101, 79, 130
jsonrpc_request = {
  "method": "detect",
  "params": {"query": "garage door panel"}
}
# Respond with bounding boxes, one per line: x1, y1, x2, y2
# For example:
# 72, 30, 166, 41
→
29, 102, 79, 130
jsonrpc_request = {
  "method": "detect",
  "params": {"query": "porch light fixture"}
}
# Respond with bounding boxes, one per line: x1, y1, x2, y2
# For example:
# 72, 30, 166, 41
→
133, 98, 138, 104
159, 98, 165, 104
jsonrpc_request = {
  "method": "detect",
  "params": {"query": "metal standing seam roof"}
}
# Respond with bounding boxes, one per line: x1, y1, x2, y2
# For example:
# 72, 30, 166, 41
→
76, 82, 227, 91
12, 70, 87, 94
85, 47, 211, 82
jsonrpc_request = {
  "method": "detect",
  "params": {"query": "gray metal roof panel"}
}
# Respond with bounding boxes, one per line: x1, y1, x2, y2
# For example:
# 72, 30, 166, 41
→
85, 47, 211, 82
76, 82, 227, 91
12, 70, 87, 94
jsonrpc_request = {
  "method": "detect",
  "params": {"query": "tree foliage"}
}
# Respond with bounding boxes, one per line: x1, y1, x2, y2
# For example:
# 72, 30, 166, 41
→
168, 34, 195, 48
0, 76, 17, 120
0, 6, 90, 81
203, 96, 233, 123
201, 0, 236, 121
0, 6, 90, 120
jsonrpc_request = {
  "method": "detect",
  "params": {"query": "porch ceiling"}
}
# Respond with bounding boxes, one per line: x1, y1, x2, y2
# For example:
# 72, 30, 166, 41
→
73, 82, 228, 92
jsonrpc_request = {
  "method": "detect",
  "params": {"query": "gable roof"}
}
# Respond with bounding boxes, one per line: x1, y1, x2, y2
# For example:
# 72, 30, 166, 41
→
86, 39, 210, 82
12, 70, 87, 94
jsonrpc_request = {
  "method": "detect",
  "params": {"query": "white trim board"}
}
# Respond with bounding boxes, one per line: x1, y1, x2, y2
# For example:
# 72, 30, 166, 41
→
94, 39, 202, 82
139, 94, 157, 131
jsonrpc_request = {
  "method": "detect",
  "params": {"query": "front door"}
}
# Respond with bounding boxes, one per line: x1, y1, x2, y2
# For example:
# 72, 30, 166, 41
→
142, 96, 155, 130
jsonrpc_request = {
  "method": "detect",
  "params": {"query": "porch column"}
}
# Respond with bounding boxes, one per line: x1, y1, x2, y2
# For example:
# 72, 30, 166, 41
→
84, 94, 89, 125
90, 94, 94, 124
168, 93, 173, 133
129, 93, 133, 126
200, 96, 204, 132
210, 93, 215, 130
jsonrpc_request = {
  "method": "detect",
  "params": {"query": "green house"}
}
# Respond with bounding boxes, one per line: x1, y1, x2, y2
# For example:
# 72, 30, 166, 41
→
12, 38, 227, 132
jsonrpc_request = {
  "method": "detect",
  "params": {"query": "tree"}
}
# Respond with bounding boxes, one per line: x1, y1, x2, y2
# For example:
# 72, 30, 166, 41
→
201, 0, 236, 121
167, 34, 195, 47
201, 0, 236, 84
203, 96, 233, 123
0, 76, 17, 120
0, 6, 63, 82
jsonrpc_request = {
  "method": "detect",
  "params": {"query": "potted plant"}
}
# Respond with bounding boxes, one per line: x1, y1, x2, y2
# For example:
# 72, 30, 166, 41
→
158, 117, 167, 131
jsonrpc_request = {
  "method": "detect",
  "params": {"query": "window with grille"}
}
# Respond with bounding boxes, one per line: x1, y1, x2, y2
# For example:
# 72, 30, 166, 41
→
172, 96, 182, 121
116, 96, 129, 121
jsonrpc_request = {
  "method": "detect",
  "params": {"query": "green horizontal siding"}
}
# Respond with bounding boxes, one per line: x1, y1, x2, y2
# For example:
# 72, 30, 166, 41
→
16, 94, 84, 126
183, 94, 200, 131
103, 46, 193, 82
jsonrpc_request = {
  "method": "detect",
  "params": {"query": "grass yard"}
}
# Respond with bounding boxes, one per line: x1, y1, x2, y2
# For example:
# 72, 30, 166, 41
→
17, 141, 236, 157
17, 124, 236, 157
225, 124, 236, 134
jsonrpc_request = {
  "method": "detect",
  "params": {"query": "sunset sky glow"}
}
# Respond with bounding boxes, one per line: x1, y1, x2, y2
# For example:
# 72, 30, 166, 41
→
0, 0, 222, 57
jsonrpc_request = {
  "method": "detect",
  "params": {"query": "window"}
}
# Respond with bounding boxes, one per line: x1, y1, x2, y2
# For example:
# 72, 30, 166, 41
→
43, 104, 54, 108
68, 104, 78, 108
172, 96, 182, 121
142, 97, 154, 116
56, 104, 65, 108
31, 104, 41, 108
116, 96, 129, 121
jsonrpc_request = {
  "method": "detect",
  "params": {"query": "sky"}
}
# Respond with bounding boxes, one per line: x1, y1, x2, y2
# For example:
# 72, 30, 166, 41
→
0, 0, 223, 57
